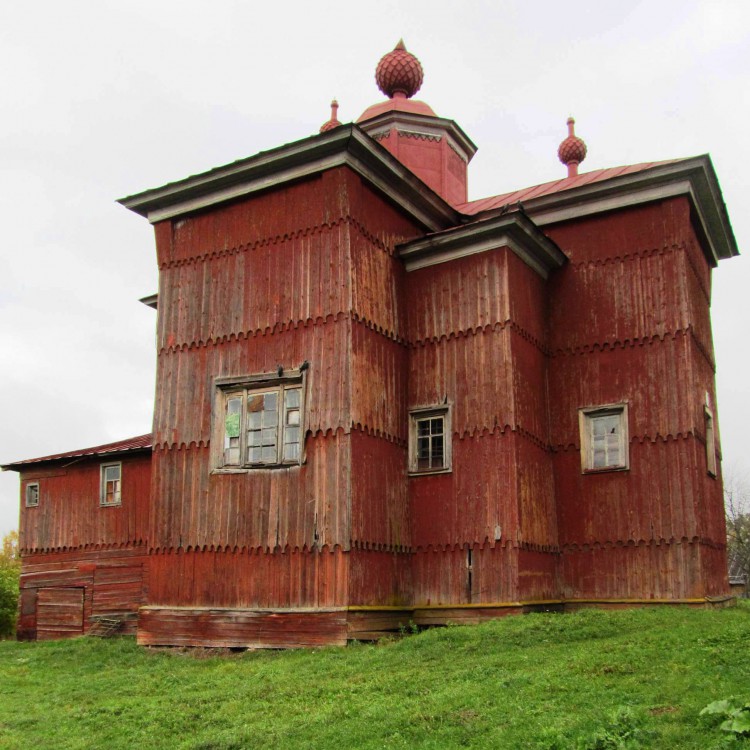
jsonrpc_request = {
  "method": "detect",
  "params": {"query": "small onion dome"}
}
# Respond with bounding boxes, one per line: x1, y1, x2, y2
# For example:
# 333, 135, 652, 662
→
558, 117, 587, 177
319, 99, 341, 133
375, 39, 424, 99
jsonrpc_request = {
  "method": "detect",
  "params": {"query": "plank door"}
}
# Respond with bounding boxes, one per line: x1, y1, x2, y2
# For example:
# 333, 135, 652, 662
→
36, 587, 85, 640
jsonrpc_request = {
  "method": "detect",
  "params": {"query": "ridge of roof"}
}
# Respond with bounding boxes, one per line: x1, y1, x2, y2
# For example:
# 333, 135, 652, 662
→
1, 434, 153, 471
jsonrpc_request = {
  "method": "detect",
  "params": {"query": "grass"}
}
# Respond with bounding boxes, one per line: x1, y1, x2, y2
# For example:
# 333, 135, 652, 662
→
1, 603, 749, 749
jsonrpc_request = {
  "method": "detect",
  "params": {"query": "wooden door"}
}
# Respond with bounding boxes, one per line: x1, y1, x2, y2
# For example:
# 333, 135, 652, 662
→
36, 587, 85, 640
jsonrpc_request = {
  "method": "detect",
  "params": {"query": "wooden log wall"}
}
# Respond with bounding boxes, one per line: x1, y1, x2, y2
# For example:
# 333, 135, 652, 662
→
545, 196, 728, 599
138, 607, 348, 649
19, 454, 151, 553
18, 548, 148, 639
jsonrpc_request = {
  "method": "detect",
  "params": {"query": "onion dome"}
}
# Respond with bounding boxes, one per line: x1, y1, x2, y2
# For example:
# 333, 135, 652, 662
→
375, 39, 424, 99
319, 99, 341, 133
558, 117, 587, 177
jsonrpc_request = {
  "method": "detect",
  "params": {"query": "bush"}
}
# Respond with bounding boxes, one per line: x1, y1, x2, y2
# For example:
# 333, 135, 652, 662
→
0, 531, 20, 638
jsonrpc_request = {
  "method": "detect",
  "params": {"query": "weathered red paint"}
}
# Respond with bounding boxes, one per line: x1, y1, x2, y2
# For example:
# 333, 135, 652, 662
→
4, 48, 735, 645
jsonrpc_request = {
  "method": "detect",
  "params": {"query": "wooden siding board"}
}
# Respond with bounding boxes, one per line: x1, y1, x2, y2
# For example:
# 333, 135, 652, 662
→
150, 434, 350, 552
405, 250, 511, 344
350, 432, 409, 548
153, 318, 351, 447
19, 454, 151, 554
146, 547, 348, 609
553, 438, 725, 547
37, 587, 84, 640
137, 607, 348, 648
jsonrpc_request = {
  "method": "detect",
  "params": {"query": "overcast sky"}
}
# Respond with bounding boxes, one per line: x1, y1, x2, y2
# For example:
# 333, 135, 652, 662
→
1, 0, 748, 537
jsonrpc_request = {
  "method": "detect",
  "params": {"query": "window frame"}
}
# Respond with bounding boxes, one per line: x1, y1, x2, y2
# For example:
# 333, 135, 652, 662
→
408, 405, 452, 476
100, 462, 122, 506
578, 403, 629, 474
704, 397, 717, 478
25, 482, 39, 508
212, 370, 307, 473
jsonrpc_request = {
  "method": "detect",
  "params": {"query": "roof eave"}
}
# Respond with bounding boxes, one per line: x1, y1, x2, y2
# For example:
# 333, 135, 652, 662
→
1, 438, 153, 472
398, 212, 566, 278
358, 110, 478, 161
471, 156, 737, 267
117, 125, 459, 233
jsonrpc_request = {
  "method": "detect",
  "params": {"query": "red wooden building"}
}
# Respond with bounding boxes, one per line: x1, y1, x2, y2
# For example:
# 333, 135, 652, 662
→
3, 42, 738, 646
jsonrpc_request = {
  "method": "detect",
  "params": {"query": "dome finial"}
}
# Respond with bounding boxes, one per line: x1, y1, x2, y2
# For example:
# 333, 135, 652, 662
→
375, 40, 424, 99
557, 116, 587, 177
319, 98, 341, 133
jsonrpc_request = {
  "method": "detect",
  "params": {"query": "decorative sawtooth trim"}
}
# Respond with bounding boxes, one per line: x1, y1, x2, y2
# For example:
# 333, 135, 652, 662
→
151, 439, 210, 452
447, 140, 469, 163
348, 214, 406, 257
453, 423, 551, 453
569, 243, 682, 270
409, 319, 548, 357
397, 130, 442, 143
350, 422, 407, 447
687, 326, 716, 371
351, 312, 407, 346
370, 131, 391, 141
158, 310, 349, 355
349, 541, 411, 553
549, 327, 696, 358
20, 540, 147, 556
551, 431, 697, 454
161, 217, 351, 270
161, 214, 402, 270
412, 539, 524, 553
682, 240, 712, 303
148, 542, 346, 555
152, 426, 351, 452
568, 241, 711, 307
559, 535, 723, 552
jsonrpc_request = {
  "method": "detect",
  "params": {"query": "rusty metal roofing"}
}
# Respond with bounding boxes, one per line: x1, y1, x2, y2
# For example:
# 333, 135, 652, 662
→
456, 160, 680, 215
1, 434, 152, 470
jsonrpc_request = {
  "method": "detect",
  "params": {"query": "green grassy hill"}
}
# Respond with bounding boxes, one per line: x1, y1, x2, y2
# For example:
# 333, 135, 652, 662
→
1, 603, 749, 749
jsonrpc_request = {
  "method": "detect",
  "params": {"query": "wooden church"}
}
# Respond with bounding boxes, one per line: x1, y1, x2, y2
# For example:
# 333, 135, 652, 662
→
3, 41, 738, 646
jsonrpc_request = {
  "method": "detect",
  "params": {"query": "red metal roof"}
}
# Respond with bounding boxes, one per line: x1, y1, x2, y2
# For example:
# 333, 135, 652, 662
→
455, 160, 680, 215
1, 434, 152, 470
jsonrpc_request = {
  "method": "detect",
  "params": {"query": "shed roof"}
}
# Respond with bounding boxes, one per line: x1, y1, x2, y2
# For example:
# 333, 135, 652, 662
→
1, 434, 152, 471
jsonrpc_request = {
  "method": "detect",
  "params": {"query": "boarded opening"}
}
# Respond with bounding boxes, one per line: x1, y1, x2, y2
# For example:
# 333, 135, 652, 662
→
37, 587, 85, 640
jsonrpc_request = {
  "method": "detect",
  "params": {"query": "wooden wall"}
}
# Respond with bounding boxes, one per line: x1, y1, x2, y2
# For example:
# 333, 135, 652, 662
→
546, 196, 728, 599
148, 167, 425, 615
18, 453, 151, 554
18, 548, 148, 640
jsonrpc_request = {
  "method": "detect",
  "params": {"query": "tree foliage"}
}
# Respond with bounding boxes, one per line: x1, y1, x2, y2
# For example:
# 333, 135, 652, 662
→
0, 530, 20, 638
725, 472, 750, 585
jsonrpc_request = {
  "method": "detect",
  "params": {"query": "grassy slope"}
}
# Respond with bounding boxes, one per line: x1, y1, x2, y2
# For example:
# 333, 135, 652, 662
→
1, 604, 749, 749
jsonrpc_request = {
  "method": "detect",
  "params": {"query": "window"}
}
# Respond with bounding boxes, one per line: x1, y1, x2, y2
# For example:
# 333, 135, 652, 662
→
100, 463, 122, 506
409, 406, 452, 474
215, 372, 305, 470
25, 482, 39, 508
704, 394, 717, 478
579, 404, 629, 473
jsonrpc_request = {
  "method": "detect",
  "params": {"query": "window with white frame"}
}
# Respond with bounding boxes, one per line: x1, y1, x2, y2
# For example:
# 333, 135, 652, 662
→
579, 404, 629, 472
25, 482, 39, 508
409, 406, 451, 474
100, 463, 122, 506
215, 373, 305, 470
704, 393, 717, 478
